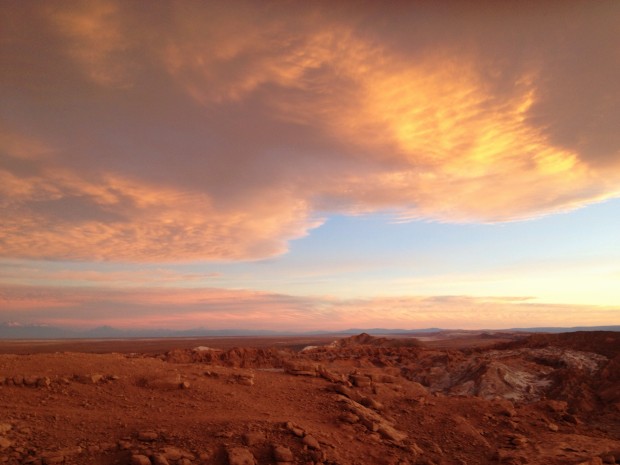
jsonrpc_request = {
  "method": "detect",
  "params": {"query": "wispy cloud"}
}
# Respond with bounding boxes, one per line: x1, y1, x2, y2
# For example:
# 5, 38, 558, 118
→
1, 284, 617, 330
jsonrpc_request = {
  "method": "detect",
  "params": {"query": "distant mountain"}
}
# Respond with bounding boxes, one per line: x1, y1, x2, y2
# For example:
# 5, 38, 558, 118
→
0, 322, 293, 339
0, 322, 618, 340
0, 322, 76, 339
508, 325, 620, 333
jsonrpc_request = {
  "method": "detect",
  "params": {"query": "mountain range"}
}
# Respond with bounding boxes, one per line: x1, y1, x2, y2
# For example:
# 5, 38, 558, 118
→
0, 322, 618, 339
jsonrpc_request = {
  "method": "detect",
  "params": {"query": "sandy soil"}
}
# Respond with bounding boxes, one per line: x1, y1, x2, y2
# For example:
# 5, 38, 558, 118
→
0, 332, 618, 465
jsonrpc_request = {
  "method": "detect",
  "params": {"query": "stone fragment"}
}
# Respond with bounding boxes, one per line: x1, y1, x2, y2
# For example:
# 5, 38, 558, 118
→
227, 446, 256, 465
0, 423, 12, 434
285, 422, 305, 437
546, 400, 568, 413
338, 396, 407, 442
375, 374, 397, 384
576, 458, 603, 465
42, 455, 64, 465
302, 435, 320, 450
23, 376, 39, 386
147, 374, 182, 390
360, 397, 383, 410
12, 375, 24, 386
350, 374, 371, 388
285, 362, 318, 377
131, 455, 152, 465
37, 377, 51, 388
76, 374, 104, 384
243, 431, 265, 446
138, 431, 158, 441
163, 447, 184, 461
339, 412, 359, 424
231, 372, 255, 386
152, 454, 170, 465
273, 445, 294, 462
309, 449, 327, 462
332, 384, 361, 401
496, 400, 517, 417
0, 437, 13, 449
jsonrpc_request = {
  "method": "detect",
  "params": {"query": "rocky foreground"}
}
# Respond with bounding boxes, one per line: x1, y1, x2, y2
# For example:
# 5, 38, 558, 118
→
0, 332, 618, 465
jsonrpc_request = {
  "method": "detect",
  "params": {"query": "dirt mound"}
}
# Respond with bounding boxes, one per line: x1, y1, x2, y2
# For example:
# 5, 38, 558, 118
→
330, 332, 420, 349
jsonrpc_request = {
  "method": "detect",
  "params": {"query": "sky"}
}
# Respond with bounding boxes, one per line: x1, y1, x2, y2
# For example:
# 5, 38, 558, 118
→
1, 1, 619, 331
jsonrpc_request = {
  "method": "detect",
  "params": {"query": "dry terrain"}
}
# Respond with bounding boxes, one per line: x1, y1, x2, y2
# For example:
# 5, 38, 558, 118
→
0, 331, 618, 465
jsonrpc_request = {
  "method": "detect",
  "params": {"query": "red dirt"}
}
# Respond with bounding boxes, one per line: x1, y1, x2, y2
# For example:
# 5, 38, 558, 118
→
0, 332, 618, 465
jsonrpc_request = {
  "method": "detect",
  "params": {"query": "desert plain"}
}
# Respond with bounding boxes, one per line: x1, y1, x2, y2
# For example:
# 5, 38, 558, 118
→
0, 331, 618, 465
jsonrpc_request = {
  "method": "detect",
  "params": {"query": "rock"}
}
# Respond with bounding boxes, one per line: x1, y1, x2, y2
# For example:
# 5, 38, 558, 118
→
0, 437, 13, 449
0, 423, 12, 434
285, 362, 318, 377
309, 449, 327, 462
13, 375, 24, 386
546, 400, 568, 413
600, 455, 616, 464
42, 455, 64, 465
273, 445, 294, 462
339, 412, 360, 424
317, 365, 344, 383
377, 424, 407, 442
564, 414, 580, 424
163, 447, 183, 461
360, 397, 383, 410
131, 455, 152, 465
350, 374, 372, 388
338, 396, 407, 442
302, 435, 320, 449
285, 422, 305, 437
24, 375, 39, 386
496, 400, 517, 417
152, 454, 170, 465
243, 431, 265, 446
76, 374, 104, 384
137, 431, 158, 441
332, 384, 361, 401
374, 374, 398, 384
227, 446, 256, 465
147, 374, 183, 390
37, 377, 51, 388
118, 440, 132, 450
577, 458, 603, 465
231, 373, 255, 386
510, 435, 528, 447
547, 422, 559, 432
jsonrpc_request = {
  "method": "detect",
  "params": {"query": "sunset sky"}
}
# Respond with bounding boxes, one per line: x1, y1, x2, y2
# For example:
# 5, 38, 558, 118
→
1, 1, 619, 331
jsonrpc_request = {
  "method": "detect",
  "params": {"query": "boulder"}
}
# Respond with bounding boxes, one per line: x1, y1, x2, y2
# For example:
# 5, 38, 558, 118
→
273, 445, 294, 462
131, 455, 152, 465
227, 447, 256, 465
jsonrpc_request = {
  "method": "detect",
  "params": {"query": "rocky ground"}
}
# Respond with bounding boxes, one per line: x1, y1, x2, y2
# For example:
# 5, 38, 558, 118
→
0, 331, 618, 465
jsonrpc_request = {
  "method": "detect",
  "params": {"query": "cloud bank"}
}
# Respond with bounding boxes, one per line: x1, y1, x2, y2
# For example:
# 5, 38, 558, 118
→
1, 1, 619, 261
1, 284, 617, 331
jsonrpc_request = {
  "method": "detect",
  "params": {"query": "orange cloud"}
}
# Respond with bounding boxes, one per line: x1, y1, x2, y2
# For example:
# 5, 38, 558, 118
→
1, 2, 619, 261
